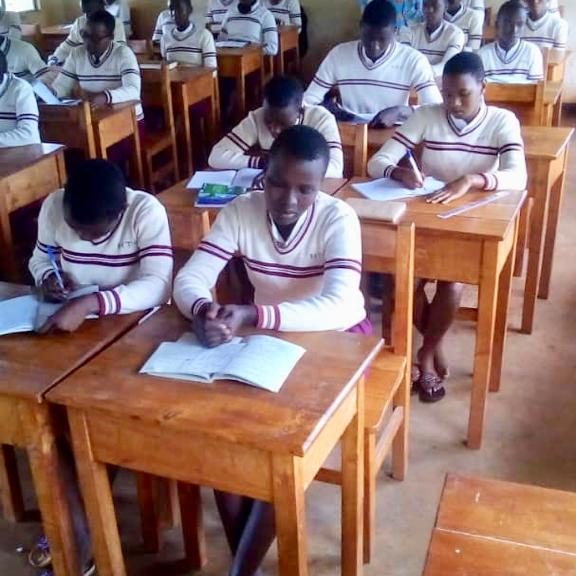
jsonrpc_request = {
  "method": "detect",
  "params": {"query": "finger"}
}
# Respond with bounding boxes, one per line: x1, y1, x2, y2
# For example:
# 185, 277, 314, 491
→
37, 316, 56, 335
206, 303, 220, 320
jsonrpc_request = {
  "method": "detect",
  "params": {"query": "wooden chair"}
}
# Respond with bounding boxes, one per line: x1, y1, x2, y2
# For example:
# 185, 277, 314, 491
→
316, 220, 415, 564
128, 39, 153, 63
338, 121, 368, 177
139, 63, 180, 193
484, 81, 551, 126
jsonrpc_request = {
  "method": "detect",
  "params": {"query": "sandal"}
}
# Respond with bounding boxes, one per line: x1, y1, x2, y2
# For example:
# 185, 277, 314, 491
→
418, 373, 446, 404
411, 364, 421, 395
39, 561, 95, 576
28, 535, 51, 569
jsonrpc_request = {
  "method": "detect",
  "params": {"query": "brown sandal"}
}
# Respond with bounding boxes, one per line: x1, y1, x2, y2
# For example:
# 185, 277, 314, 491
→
411, 364, 421, 395
418, 373, 446, 403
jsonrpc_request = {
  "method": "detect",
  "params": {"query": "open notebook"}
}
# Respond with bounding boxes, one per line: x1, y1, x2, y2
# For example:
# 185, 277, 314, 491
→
187, 168, 263, 190
140, 332, 306, 393
352, 177, 445, 202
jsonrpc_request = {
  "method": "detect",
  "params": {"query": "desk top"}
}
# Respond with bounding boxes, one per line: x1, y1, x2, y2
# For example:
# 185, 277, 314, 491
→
337, 180, 526, 241
47, 305, 383, 456
216, 45, 263, 58
169, 65, 216, 83
39, 101, 136, 122
0, 143, 65, 181
41, 24, 72, 36
0, 282, 143, 402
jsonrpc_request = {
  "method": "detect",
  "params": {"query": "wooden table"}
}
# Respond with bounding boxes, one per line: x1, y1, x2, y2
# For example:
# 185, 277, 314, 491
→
169, 66, 220, 177
545, 49, 571, 82
217, 46, 264, 123
47, 305, 382, 576
338, 182, 526, 449
0, 143, 66, 281
0, 282, 144, 576
274, 25, 300, 75
40, 24, 71, 54
424, 473, 576, 574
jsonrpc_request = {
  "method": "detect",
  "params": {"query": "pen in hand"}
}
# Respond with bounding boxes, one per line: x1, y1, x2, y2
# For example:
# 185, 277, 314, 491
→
407, 150, 424, 188
47, 246, 67, 293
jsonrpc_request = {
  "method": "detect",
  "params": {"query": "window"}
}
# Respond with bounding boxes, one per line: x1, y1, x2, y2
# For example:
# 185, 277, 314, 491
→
5, 0, 39, 12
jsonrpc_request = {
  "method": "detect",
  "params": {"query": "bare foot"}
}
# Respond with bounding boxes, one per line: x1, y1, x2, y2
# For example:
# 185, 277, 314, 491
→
434, 345, 450, 380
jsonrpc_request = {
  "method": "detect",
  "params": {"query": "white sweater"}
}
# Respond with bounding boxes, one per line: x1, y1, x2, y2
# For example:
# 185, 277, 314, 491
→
367, 103, 527, 192
50, 13, 127, 65
444, 5, 483, 50
219, 0, 278, 55
53, 42, 143, 120
152, 9, 201, 42
521, 11, 568, 50
209, 105, 343, 177
206, 0, 237, 34
161, 22, 217, 68
1, 37, 50, 82
400, 21, 465, 77
0, 73, 40, 148
105, 0, 132, 37
303, 40, 442, 117
0, 11, 21, 40
478, 40, 544, 83
263, 0, 302, 32
463, 0, 485, 25
174, 191, 366, 332
29, 188, 173, 316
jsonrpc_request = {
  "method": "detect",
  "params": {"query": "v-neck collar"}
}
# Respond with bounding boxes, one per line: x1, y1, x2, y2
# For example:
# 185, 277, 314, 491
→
527, 11, 551, 31
446, 102, 488, 136
425, 21, 445, 42
445, 4, 465, 23
267, 200, 316, 255
171, 21, 196, 41
0, 73, 10, 99
89, 42, 114, 68
357, 40, 397, 71
0, 36, 9, 56
495, 40, 522, 64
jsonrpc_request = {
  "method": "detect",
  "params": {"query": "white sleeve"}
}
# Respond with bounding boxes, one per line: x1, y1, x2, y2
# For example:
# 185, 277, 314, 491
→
256, 207, 364, 332
208, 111, 263, 170
432, 29, 465, 77
470, 0, 485, 25
105, 48, 141, 104
398, 26, 413, 45
261, 11, 278, 55
553, 19, 568, 50
201, 30, 218, 68
311, 110, 343, 178
52, 51, 78, 99
152, 13, 165, 42
97, 199, 173, 315
174, 203, 240, 318
0, 81, 40, 148
288, 0, 302, 32
466, 12, 482, 50
303, 49, 337, 106
119, 0, 132, 37
28, 193, 60, 284
411, 54, 443, 105
51, 20, 82, 65
528, 45, 544, 82
6, 12, 22, 40
24, 43, 51, 81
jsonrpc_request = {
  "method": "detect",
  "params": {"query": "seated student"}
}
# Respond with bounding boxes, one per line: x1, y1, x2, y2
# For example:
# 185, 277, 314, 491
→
0, 35, 50, 83
52, 10, 142, 121
521, 0, 568, 51
0, 1, 21, 40
367, 52, 526, 402
400, 0, 465, 77
49, 0, 127, 66
304, 0, 441, 128
161, 0, 217, 68
463, 0, 484, 24
0, 51, 40, 147
479, 0, 543, 83
104, 0, 132, 37
264, 0, 302, 32
209, 75, 343, 177
205, 0, 237, 35
219, 0, 279, 56
444, 0, 483, 50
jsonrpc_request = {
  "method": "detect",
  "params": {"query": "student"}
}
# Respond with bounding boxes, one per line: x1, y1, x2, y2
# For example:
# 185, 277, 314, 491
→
161, 0, 217, 67
104, 0, 132, 37
206, 0, 237, 35
400, 0, 465, 77
444, 0, 483, 50
49, 0, 127, 66
219, 0, 278, 56
0, 51, 40, 147
52, 10, 142, 121
367, 52, 526, 402
0, 35, 50, 83
521, 0, 568, 51
479, 0, 543, 83
463, 0, 484, 24
264, 0, 302, 32
303, 0, 442, 128
210, 75, 343, 177
0, 1, 21, 40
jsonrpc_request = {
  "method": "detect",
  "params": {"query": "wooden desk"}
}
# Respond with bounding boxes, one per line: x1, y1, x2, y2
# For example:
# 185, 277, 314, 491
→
546, 49, 571, 82
0, 143, 66, 281
0, 282, 143, 576
424, 473, 576, 575
217, 46, 264, 123
274, 25, 300, 75
40, 24, 71, 54
169, 66, 220, 177
338, 182, 526, 448
47, 305, 382, 576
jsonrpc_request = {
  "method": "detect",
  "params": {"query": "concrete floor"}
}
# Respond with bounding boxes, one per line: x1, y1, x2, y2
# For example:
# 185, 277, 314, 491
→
1, 122, 576, 576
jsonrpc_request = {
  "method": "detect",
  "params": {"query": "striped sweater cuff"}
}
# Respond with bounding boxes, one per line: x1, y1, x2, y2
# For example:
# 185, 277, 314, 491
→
191, 297, 211, 316
383, 165, 395, 178
256, 305, 281, 331
97, 289, 122, 315
479, 173, 497, 191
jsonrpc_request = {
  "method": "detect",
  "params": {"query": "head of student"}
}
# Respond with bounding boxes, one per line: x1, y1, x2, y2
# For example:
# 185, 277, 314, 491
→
525, 0, 549, 20
360, 0, 397, 62
238, 0, 257, 14
423, 0, 446, 30
442, 52, 486, 121
63, 159, 127, 242
496, 0, 527, 50
170, 0, 193, 28
264, 126, 329, 228
81, 0, 106, 16
262, 76, 304, 139
83, 10, 115, 57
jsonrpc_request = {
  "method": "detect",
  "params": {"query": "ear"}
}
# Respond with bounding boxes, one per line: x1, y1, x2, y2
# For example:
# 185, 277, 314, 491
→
480, 79, 487, 95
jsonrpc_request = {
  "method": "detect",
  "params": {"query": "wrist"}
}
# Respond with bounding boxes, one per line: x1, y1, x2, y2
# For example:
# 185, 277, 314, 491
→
77, 294, 100, 315
242, 305, 258, 328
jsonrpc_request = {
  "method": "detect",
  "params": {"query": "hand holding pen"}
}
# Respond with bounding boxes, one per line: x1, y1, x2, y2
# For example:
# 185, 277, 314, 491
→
41, 247, 72, 302
391, 150, 425, 189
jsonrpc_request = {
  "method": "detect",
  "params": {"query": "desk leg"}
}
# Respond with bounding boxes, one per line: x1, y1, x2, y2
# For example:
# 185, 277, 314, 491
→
130, 114, 144, 190
468, 242, 499, 450
513, 198, 530, 277
0, 199, 18, 281
272, 454, 308, 575
178, 482, 207, 569
0, 445, 24, 522
68, 409, 126, 576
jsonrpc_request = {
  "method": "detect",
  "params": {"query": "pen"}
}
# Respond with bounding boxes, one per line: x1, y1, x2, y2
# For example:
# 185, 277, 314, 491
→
47, 246, 65, 291
407, 150, 424, 185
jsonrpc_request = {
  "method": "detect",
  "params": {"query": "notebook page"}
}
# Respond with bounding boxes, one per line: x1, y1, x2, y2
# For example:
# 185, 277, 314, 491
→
187, 171, 237, 189
352, 177, 445, 202
232, 168, 262, 189
0, 295, 38, 336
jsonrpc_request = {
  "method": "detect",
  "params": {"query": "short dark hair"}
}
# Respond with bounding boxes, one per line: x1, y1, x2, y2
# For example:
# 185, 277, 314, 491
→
264, 75, 303, 109
361, 0, 397, 29
86, 9, 116, 35
496, 0, 527, 23
169, 0, 192, 11
443, 52, 485, 82
82, 0, 106, 14
63, 159, 127, 225
269, 125, 330, 172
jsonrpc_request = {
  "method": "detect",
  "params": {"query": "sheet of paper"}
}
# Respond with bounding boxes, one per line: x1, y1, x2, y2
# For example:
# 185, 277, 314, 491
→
32, 79, 61, 104
232, 168, 262, 189
187, 170, 237, 189
352, 177, 445, 202
0, 295, 38, 336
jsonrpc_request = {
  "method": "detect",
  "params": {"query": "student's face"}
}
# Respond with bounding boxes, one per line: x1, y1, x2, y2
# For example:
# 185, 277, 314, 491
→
83, 22, 113, 56
263, 103, 301, 139
442, 73, 485, 120
360, 24, 396, 61
526, 0, 548, 19
423, 0, 445, 28
496, 8, 526, 50
171, 0, 192, 28
264, 154, 325, 227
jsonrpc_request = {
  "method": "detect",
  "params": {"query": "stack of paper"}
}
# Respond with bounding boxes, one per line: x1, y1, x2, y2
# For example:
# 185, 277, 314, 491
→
352, 177, 445, 202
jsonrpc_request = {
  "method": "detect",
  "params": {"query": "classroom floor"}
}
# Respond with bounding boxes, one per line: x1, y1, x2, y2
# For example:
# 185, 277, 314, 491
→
1, 116, 576, 576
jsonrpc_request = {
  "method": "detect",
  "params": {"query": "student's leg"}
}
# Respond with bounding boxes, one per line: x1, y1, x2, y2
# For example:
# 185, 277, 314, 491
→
214, 490, 255, 554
